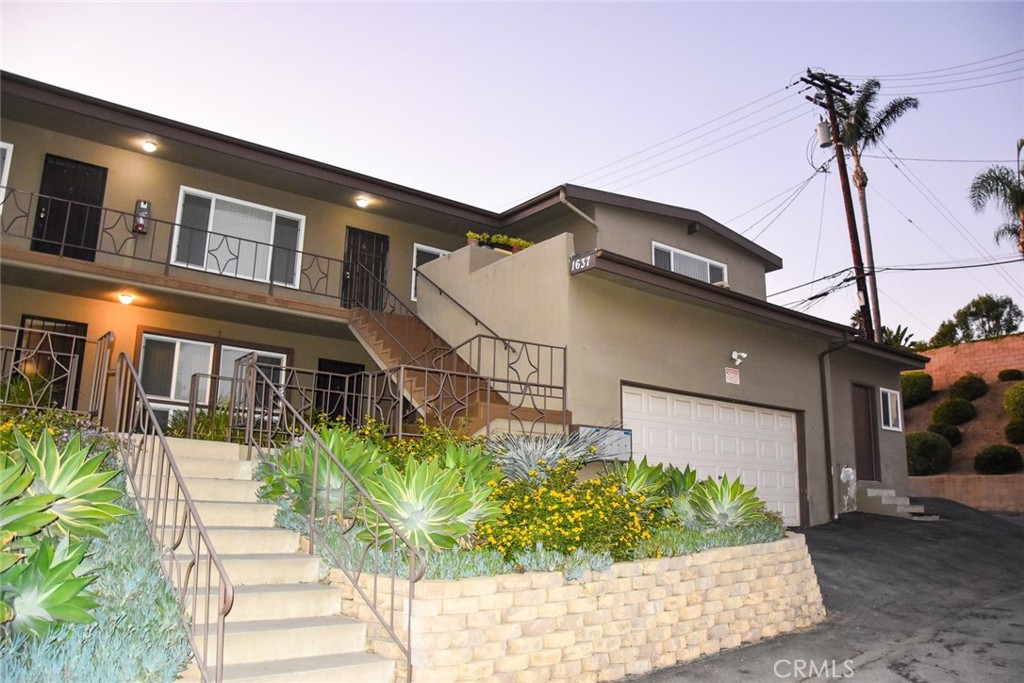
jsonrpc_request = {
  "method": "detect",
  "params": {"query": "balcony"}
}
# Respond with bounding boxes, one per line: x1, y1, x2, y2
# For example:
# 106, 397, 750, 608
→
0, 187, 371, 314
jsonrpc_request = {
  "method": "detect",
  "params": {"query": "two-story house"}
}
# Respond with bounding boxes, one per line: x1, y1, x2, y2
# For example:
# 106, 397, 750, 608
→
0, 71, 925, 527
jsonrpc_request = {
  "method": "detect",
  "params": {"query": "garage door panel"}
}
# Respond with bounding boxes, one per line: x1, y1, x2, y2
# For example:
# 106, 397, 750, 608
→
623, 386, 800, 526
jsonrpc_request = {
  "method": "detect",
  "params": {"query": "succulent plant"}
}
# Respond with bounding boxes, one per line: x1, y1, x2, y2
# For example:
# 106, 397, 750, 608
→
2, 536, 97, 636
663, 464, 699, 525
605, 457, 669, 502
487, 430, 609, 481
689, 473, 766, 530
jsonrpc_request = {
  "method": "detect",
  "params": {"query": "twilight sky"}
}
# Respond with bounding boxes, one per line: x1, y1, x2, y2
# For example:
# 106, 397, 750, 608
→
1, 1, 1022, 342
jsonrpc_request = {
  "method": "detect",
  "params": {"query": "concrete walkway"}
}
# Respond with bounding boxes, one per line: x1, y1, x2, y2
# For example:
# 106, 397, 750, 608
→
629, 499, 1024, 682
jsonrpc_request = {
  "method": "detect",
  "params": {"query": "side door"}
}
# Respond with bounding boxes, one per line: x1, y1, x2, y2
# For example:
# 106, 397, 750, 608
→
341, 227, 389, 310
852, 383, 880, 481
32, 154, 108, 261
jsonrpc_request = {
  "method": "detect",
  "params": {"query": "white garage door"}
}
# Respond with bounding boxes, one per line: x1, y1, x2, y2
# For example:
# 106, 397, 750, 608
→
622, 386, 801, 526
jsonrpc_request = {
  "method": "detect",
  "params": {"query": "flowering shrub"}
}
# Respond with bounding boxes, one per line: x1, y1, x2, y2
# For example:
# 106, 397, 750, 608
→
0, 406, 117, 455
475, 459, 665, 561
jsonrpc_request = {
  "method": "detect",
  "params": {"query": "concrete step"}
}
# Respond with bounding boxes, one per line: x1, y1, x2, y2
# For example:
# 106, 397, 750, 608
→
166, 437, 250, 462
138, 475, 261, 502
215, 615, 368, 665
219, 553, 320, 586
202, 526, 300, 555
174, 456, 253, 480
220, 651, 394, 683
898, 503, 927, 515
209, 583, 343, 621
192, 500, 278, 527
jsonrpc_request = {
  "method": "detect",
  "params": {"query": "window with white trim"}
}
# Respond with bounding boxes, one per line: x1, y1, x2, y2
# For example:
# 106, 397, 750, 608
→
652, 242, 727, 285
411, 244, 449, 301
172, 187, 304, 287
0, 141, 13, 216
880, 388, 902, 431
138, 333, 286, 425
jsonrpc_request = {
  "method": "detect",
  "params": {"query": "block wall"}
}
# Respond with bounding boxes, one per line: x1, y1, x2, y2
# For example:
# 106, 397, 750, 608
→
332, 534, 826, 683
919, 335, 1024, 389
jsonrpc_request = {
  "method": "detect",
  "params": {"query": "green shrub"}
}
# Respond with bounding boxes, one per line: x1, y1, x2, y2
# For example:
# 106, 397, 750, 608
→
927, 423, 963, 447
948, 373, 989, 401
906, 431, 953, 476
932, 397, 978, 425
998, 368, 1024, 381
1006, 419, 1024, 445
689, 474, 767, 530
1005, 383, 1024, 419
973, 445, 1023, 475
901, 371, 934, 408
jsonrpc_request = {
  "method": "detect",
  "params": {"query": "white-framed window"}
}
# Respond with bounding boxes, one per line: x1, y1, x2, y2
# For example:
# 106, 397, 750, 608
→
138, 333, 287, 425
652, 242, 727, 285
171, 187, 304, 287
0, 141, 13, 215
880, 388, 902, 431
411, 243, 449, 301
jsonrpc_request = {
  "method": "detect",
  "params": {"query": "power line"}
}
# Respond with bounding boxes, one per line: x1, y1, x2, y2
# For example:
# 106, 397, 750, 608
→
857, 55, 1024, 82
878, 74, 1024, 96
863, 155, 1017, 164
727, 165, 826, 224
742, 170, 823, 241
840, 47, 1024, 79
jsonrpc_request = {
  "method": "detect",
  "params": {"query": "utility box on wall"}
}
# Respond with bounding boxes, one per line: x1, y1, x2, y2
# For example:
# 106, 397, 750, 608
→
574, 425, 633, 461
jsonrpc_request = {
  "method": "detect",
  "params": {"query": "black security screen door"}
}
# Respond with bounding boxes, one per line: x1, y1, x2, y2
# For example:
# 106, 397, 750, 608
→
32, 154, 108, 262
341, 227, 389, 310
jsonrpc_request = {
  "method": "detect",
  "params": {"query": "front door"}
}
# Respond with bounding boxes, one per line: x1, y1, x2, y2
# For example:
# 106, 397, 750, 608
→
315, 359, 365, 425
851, 384, 880, 481
32, 154, 108, 261
342, 227, 389, 310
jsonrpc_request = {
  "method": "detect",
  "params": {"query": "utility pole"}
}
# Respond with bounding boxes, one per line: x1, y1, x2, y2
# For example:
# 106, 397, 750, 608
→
801, 69, 874, 341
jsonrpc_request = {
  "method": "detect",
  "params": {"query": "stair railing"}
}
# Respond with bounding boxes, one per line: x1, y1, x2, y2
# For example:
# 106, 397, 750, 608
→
87, 331, 115, 420
231, 353, 425, 680
113, 353, 234, 683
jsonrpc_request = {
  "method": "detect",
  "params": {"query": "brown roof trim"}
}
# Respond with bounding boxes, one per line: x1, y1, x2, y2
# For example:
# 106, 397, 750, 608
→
575, 249, 927, 367
1, 71, 502, 227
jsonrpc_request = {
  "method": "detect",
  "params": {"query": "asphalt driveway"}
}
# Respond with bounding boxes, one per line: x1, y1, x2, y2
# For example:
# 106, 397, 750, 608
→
630, 499, 1024, 682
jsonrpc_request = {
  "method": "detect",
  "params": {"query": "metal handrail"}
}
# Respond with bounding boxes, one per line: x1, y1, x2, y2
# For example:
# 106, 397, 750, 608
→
230, 354, 425, 680
113, 353, 234, 683
412, 266, 505, 342
1, 187, 350, 305
88, 331, 115, 419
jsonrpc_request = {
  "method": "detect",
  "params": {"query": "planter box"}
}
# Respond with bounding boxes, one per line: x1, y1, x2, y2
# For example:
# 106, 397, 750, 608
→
331, 534, 825, 682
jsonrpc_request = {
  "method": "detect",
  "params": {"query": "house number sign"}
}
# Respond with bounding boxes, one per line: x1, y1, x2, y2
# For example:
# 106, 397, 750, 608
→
569, 251, 598, 274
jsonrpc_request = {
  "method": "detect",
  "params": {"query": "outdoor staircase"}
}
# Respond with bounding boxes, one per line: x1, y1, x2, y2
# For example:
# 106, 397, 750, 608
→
856, 485, 937, 521
348, 309, 566, 434
160, 437, 395, 683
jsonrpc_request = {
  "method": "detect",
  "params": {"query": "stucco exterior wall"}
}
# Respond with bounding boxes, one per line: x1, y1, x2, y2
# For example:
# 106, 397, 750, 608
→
591, 204, 768, 299
334, 535, 826, 683
0, 118, 465, 308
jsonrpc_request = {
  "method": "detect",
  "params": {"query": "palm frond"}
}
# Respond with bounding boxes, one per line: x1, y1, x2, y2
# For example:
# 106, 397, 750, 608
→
969, 165, 1022, 215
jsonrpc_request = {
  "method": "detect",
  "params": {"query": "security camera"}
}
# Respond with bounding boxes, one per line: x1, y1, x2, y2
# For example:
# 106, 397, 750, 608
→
731, 351, 748, 366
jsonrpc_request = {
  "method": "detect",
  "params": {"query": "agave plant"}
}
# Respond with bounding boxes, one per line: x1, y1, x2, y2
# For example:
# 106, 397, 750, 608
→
663, 464, 699, 525
487, 429, 610, 481
438, 441, 501, 487
605, 457, 668, 503
689, 473, 767, 531
13, 430, 128, 539
263, 426, 383, 519
1, 535, 97, 636
358, 458, 484, 552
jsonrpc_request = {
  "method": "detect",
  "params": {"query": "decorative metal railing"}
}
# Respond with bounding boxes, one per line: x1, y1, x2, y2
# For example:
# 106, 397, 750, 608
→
0, 324, 115, 418
113, 353, 233, 683
1, 187, 350, 305
230, 354, 425, 680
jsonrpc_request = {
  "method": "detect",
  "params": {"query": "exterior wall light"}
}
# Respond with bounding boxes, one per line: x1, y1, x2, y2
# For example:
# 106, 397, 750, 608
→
142, 140, 158, 153
118, 292, 134, 305
731, 351, 748, 366
355, 195, 370, 209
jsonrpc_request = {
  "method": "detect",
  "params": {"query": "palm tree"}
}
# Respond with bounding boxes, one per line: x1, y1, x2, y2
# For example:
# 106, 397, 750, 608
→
837, 79, 919, 342
969, 138, 1024, 256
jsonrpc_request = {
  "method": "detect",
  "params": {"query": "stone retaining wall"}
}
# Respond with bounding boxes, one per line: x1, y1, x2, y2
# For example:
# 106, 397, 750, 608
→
332, 534, 826, 683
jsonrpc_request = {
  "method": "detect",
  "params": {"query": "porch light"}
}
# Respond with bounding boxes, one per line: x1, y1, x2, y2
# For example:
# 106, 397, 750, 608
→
118, 292, 134, 305
355, 195, 370, 209
142, 140, 158, 153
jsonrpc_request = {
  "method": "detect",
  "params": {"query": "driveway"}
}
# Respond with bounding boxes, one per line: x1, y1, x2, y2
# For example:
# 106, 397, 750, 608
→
629, 499, 1024, 682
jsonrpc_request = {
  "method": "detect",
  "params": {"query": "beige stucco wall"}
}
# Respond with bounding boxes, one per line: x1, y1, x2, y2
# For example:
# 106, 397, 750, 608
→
0, 284, 375, 423
591, 204, 769, 299
1, 118, 464, 308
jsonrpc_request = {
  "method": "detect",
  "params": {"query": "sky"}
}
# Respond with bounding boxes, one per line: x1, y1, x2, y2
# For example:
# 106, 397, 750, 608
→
1, 1, 1022, 343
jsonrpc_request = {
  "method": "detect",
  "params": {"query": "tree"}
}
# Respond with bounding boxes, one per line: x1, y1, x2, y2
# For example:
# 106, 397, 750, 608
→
969, 138, 1024, 255
928, 294, 1023, 347
837, 79, 919, 342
